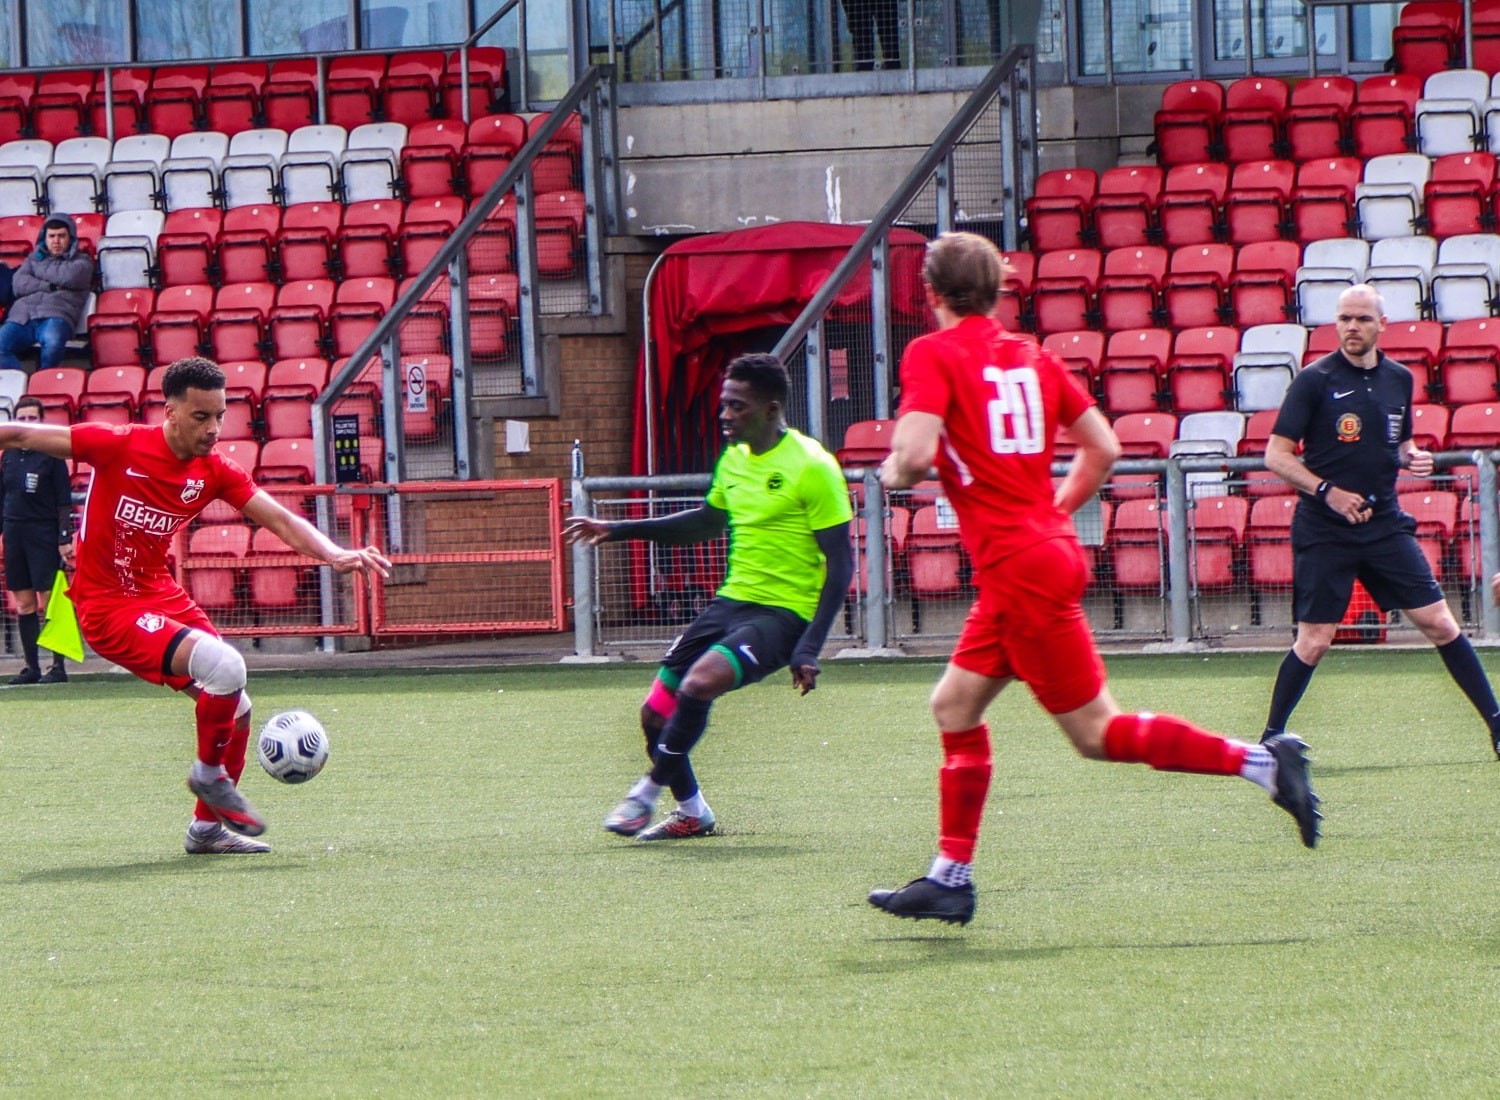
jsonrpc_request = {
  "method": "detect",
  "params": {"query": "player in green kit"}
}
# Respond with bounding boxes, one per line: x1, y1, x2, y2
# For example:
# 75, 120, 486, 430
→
564, 354, 854, 840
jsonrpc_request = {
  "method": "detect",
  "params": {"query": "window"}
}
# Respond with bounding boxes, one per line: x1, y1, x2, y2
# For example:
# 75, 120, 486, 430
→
360, 1, 466, 48
27, 0, 126, 64
137, 0, 241, 61
1078, 0, 1192, 75
248, 0, 350, 54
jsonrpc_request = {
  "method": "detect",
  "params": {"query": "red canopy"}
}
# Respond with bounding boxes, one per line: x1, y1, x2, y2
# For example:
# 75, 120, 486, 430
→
634, 221, 931, 475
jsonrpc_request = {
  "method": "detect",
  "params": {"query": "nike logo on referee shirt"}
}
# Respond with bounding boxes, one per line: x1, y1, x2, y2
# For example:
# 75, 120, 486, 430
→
1333, 390, 1356, 399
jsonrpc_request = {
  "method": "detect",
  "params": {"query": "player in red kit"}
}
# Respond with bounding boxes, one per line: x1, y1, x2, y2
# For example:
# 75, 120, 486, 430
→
0, 357, 391, 854
867, 233, 1321, 926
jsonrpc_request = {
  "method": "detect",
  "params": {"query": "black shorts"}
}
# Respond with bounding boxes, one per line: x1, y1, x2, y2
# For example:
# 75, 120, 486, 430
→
3, 522, 61, 594
660, 597, 809, 689
1292, 522, 1445, 623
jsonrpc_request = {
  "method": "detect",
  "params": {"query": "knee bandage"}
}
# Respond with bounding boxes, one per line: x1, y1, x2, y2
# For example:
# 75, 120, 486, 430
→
186, 634, 247, 697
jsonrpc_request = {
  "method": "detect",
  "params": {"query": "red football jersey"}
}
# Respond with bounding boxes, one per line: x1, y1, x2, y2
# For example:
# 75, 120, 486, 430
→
70, 423, 257, 604
897, 314, 1094, 572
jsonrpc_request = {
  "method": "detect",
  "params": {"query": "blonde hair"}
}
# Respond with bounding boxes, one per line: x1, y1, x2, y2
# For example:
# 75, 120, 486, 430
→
922, 231, 1009, 317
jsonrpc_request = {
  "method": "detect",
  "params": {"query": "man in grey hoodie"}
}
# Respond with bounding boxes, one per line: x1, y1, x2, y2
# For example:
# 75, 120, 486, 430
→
0, 214, 93, 374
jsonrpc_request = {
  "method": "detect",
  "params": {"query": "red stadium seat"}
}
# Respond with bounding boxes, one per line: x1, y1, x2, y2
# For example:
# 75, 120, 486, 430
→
1424, 153, 1496, 240
277, 202, 342, 282
1158, 162, 1230, 249
249, 525, 314, 612
1103, 328, 1174, 415
325, 55, 386, 129
1248, 495, 1298, 590
1113, 411, 1177, 457
1437, 318, 1500, 405
145, 65, 208, 140
1092, 166, 1163, 251
1153, 81, 1224, 167
1161, 243, 1235, 330
1220, 77, 1289, 164
837, 419, 895, 465
203, 61, 267, 137
147, 284, 215, 366
186, 524, 252, 611
1410, 403, 1451, 450
216, 204, 282, 285
1350, 75, 1422, 160
1030, 248, 1101, 335
995, 249, 1035, 332
1224, 160, 1294, 245
1108, 498, 1166, 591
207, 281, 276, 364
1227, 240, 1300, 327
87, 287, 156, 367
262, 58, 318, 132
268, 279, 336, 361
77, 365, 147, 425
1383, 320, 1444, 398
1392, 1, 1462, 81
1398, 489, 1459, 579
1283, 76, 1356, 162
1447, 401, 1500, 447
1288, 158, 1361, 243
400, 119, 464, 199
1025, 168, 1097, 252
337, 199, 402, 279
1043, 330, 1106, 393
462, 113, 526, 196
86, 67, 148, 141
157, 208, 223, 288
442, 47, 509, 118
381, 50, 444, 127
1166, 326, 1239, 414
526, 112, 582, 194
1190, 495, 1249, 590
329, 277, 395, 358
1096, 245, 1167, 332
907, 504, 968, 603
262, 357, 331, 439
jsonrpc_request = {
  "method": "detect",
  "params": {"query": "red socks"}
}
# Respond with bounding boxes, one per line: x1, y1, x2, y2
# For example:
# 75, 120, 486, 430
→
195, 690, 240, 769
1103, 711, 1246, 775
938, 725, 992, 863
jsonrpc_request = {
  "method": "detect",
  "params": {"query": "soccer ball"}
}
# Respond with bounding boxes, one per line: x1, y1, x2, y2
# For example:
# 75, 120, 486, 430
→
257, 710, 329, 784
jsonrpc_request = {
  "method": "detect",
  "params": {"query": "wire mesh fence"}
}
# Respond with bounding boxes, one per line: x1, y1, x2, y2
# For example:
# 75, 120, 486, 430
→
575, 464, 1494, 654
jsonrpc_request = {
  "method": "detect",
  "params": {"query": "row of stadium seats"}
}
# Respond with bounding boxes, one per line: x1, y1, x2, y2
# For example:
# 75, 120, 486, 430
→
1392, 1, 1500, 80
1150, 71, 1500, 168
13, 357, 451, 446
1027, 151, 1500, 255
0, 113, 580, 219
28, 190, 583, 293
76, 273, 520, 366
0, 49, 508, 144
1004, 233, 1500, 336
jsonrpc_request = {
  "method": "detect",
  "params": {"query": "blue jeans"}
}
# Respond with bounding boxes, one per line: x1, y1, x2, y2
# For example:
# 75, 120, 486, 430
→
0, 317, 72, 373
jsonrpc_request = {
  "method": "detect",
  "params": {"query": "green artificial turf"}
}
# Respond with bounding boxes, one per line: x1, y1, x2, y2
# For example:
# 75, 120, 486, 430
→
3, 651, 1499, 1097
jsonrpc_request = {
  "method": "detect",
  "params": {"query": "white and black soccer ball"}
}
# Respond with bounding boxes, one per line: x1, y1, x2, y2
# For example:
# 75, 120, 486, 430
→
257, 709, 329, 784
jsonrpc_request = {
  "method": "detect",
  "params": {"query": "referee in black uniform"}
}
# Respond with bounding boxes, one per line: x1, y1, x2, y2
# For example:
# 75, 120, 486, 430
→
1262, 284, 1500, 758
1, 396, 73, 684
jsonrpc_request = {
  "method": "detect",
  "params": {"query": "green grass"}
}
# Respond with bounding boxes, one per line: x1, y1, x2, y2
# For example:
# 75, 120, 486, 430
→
4, 651, 1500, 1097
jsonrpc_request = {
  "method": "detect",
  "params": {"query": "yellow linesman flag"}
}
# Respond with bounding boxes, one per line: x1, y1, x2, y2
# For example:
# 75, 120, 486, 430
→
37, 571, 84, 663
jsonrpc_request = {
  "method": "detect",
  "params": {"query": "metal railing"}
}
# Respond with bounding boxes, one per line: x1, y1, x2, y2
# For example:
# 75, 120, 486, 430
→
569, 447, 1500, 657
310, 65, 619, 492
768, 48, 1036, 445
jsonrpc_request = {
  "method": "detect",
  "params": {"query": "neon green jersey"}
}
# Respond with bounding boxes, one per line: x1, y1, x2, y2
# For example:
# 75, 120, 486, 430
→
706, 428, 853, 620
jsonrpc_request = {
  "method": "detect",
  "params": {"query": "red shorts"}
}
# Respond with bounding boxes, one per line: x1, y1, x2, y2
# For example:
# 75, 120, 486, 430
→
950, 536, 1105, 715
78, 589, 216, 691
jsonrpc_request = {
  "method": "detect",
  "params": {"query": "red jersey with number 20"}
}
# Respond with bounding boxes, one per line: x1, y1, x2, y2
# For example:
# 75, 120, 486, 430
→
70, 423, 257, 604
898, 314, 1094, 573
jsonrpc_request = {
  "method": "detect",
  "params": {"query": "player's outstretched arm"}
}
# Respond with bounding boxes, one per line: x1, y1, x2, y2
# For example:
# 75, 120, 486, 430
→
0, 421, 72, 460
789, 521, 855, 695
241, 491, 392, 577
563, 503, 727, 547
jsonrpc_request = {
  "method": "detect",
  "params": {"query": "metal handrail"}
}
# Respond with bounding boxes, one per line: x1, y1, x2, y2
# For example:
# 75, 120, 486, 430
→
310, 64, 615, 485
769, 47, 1035, 366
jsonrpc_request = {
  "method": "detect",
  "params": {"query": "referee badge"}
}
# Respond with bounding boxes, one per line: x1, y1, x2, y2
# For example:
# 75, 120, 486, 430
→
1337, 412, 1361, 443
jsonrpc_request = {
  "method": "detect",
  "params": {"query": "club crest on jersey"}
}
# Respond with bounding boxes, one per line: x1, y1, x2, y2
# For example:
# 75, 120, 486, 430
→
1337, 412, 1361, 443
766, 473, 785, 492
136, 612, 166, 633
181, 478, 205, 504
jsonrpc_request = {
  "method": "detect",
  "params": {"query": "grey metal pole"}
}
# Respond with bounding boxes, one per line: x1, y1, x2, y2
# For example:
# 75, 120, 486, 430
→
871, 234, 892, 421
863, 470, 888, 650
1164, 460, 1191, 645
1480, 451, 1499, 639
571, 441, 596, 657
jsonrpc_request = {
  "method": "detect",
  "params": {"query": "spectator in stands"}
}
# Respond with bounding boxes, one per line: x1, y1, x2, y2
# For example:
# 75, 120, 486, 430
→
565, 354, 854, 843
841, 0, 901, 70
1, 396, 74, 684
1262, 283, 1500, 760
0, 215, 92, 375
867, 232, 1319, 928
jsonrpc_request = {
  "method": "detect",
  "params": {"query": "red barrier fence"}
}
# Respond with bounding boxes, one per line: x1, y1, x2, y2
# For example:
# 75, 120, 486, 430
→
173, 479, 566, 639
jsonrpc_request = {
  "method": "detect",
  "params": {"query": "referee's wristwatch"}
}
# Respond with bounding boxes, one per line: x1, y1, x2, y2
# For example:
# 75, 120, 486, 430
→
1315, 480, 1333, 501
